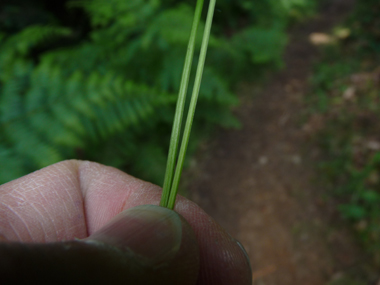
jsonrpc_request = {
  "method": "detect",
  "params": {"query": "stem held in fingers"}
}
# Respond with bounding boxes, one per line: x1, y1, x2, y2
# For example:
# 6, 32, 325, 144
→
160, 0, 205, 208
161, 0, 217, 209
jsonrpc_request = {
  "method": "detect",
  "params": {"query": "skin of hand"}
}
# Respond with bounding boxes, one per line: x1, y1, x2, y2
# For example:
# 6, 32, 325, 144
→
0, 160, 252, 285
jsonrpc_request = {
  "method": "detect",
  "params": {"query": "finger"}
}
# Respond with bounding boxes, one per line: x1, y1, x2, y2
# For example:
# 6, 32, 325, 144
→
0, 160, 162, 242
77, 162, 252, 285
0, 160, 251, 284
0, 205, 199, 285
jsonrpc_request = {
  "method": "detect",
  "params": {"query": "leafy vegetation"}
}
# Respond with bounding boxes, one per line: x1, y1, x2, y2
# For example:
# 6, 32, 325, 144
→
0, 0, 314, 185
307, 0, 380, 265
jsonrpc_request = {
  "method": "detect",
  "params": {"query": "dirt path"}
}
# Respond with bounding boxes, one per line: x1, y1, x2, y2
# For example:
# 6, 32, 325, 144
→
185, 1, 374, 284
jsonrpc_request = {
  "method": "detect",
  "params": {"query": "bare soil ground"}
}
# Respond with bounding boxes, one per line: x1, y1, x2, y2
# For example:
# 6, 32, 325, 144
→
185, 0, 378, 284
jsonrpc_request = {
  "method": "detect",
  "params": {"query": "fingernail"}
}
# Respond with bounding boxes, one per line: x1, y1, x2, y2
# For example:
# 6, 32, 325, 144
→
235, 240, 252, 275
86, 205, 182, 266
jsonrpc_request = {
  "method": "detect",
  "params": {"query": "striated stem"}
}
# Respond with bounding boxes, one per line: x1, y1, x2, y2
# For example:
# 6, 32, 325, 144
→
160, 0, 205, 208
167, 0, 217, 210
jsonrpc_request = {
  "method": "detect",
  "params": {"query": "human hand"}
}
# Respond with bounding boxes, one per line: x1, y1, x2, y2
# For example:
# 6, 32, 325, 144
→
0, 160, 251, 284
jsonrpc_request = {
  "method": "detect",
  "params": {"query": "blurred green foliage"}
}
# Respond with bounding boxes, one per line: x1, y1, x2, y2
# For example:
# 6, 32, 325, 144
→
0, 0, 314, 185
308, 0, 380, 265
349, 0, 380, 55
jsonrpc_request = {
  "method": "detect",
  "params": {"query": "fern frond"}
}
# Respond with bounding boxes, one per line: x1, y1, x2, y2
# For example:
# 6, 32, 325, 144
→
69, 0, 159, 28
0, 57, 173, 184
142, 4, 204, 49
0, 25, 70, 56
232, 27, 287, 64
0, 0, 308, 184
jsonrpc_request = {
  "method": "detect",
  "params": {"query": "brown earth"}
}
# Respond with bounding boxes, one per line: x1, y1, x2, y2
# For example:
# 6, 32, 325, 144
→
185, 0, 378, 284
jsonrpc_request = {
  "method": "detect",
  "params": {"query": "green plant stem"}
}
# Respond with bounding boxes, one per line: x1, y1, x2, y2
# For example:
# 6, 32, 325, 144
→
167, 0, 217, 210
160, 0, 204, 207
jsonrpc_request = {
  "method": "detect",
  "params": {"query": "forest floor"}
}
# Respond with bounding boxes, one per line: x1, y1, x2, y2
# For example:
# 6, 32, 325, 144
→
185, 0, 378, 284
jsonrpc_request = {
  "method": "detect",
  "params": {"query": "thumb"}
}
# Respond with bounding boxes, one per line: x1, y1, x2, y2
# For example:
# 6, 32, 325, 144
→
86, 205, 200, 284
0, 205, 200, 285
